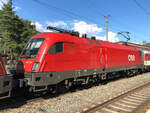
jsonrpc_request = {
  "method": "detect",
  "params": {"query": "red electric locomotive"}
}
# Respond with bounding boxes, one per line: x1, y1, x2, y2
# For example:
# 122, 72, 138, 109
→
16, 26, 143, 92
0, 55, 12, 99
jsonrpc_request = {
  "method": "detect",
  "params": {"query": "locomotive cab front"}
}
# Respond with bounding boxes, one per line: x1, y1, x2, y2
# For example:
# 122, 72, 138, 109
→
16, 36, 48, 90
16, 33, 60, 92
16, 32, 73, 92
17, 38, 45, 74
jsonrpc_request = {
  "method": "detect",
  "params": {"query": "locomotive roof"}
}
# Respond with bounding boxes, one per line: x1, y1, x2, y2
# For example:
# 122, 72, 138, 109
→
117, 41, 150, 50
32, 32, 139, 51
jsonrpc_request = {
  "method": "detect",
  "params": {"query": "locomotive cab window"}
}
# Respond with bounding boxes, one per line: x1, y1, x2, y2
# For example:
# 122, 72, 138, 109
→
48, 42, 64, 54
20, 38, 45, 59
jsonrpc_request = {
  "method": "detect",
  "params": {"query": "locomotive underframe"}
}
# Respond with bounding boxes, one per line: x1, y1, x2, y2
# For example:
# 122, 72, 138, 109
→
20, 65, 143, 92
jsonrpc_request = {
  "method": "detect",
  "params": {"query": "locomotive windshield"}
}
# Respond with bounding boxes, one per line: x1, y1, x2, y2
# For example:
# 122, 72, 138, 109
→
20, 38, 45, 59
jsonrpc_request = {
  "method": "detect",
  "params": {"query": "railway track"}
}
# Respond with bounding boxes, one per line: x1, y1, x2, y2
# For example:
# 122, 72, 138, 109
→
81, 81, 150, 113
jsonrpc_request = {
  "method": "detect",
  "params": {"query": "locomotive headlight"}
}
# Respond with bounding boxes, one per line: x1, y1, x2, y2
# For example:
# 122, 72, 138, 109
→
32, 62, 40, 71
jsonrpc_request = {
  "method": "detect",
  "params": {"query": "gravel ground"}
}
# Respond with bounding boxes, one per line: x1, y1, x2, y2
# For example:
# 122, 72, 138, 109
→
1, 72, 150, 113
135, 103, 150, 113
134, 99, 150, 113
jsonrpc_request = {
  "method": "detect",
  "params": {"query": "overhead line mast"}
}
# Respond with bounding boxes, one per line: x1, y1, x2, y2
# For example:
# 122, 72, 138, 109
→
104, 15, 110, 41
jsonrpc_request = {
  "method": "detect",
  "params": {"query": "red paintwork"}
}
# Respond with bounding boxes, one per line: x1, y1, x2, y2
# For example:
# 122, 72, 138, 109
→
16, 32, 143, 73
0, 56, 6, 76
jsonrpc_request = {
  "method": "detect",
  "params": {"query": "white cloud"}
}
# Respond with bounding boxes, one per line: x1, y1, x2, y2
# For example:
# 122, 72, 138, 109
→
73, 21, 103, 35
71, 21, 118, 42
14, 6, 21, 11
34, 22, 52, 32
0, 0, 21, 11
46, 21, 67, 27
96, 31, 119, 42
43, 29, 53, 32
0, 0, 7, 9
33, 20, 119, 43
34, 22, 45, 32
34, 21, 68, 32
108, 32, 119, 42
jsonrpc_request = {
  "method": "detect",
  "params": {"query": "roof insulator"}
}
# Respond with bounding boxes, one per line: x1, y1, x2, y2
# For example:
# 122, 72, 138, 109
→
91, 36, 96, 40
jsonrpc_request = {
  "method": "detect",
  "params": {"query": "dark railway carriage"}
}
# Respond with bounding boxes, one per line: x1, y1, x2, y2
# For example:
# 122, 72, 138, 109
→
16, 27, 143, 92
0, 55, 12, 99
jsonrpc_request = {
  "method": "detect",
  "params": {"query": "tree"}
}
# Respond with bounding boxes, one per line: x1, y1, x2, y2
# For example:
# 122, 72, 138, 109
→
0, 0, 18, 41
15, 19, 37, 55
0, 0, 37, 60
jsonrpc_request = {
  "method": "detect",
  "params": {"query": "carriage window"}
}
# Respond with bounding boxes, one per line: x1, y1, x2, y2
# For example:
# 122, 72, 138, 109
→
145, 54, 148, 61
48, 42, 64, 54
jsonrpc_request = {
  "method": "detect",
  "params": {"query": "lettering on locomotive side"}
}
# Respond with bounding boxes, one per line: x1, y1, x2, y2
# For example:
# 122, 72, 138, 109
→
128, 55, 135, 61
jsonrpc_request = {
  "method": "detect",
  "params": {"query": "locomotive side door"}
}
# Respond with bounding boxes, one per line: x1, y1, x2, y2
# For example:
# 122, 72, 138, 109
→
100, 47, 107, 70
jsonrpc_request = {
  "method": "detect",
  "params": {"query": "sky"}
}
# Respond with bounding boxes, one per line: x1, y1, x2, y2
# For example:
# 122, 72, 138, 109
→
0, 0, 150, 43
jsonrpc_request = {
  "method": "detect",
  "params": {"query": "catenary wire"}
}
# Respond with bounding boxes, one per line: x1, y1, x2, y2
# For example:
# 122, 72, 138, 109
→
133, 0, 150, 16
32, 0, 106, 28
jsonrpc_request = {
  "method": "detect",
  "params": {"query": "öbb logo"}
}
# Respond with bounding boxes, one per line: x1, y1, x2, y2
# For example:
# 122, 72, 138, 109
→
128, 55, 135, 61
